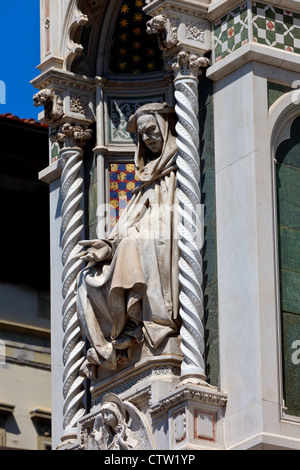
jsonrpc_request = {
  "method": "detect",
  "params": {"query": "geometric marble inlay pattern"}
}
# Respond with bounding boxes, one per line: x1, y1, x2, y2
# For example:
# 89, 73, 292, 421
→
214, 2, 249, 62
252, 2, 300, 54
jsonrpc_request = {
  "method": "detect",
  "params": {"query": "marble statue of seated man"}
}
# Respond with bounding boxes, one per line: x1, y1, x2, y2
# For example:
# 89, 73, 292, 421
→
76, 102, 180, 374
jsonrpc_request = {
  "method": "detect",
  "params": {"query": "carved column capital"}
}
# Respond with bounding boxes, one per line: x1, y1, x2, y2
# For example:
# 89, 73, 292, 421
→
56, 123, 93, 149
168, 51, 210, 79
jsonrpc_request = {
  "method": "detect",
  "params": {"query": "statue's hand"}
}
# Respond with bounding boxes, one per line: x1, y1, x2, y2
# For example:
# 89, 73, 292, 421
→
78, 240, 112, 263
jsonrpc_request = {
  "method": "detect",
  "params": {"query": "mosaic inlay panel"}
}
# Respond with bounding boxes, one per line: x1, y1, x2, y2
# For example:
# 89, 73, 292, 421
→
214, 2, 249, 62
108, 95, 165, 145
109, 162, 142, 230
252, 2, 300, 53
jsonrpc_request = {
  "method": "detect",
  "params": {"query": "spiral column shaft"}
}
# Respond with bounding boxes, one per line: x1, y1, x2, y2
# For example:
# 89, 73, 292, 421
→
172, 52, 210, 382
56, 123, 92, 442
60, 146, 86, 440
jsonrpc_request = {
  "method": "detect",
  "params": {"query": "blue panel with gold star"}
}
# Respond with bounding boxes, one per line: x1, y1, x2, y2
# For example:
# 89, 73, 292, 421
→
109, 162, 142, 230
109, 0, 164, 74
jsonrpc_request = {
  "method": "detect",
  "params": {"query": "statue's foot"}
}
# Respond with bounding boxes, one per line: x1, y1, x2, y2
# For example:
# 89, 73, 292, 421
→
86, 348, 100, 364
112, 336, 135, 350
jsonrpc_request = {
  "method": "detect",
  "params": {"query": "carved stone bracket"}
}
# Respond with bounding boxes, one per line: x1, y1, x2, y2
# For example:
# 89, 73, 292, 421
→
146, 15, 178, 50
33, 88, 63, 123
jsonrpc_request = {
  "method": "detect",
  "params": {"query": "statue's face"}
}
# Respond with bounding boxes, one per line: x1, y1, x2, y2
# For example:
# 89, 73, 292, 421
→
137, 114, 163, 154
102, 409, 118, 429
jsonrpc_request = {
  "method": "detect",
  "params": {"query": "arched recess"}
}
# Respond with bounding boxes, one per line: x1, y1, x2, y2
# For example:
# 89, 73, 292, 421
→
270, 95, 300, 419
82, 0, 173, 239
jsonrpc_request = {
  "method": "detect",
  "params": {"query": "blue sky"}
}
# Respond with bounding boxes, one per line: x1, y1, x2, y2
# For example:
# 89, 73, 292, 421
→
0, 1, 40, 120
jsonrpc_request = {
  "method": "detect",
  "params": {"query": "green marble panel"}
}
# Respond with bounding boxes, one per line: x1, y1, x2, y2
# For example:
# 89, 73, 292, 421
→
277, 199, 300, 231
279, 227, 300, 273
280, 269, 300, 315
282, 312, 300, 416
267, 82, 292, 109
276, 116, 300, 416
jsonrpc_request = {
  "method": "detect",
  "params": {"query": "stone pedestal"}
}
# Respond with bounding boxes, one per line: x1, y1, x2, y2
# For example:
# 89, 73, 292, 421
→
150, 384, 227, 450
65, 337, 227, 451
90, 337, 182, 407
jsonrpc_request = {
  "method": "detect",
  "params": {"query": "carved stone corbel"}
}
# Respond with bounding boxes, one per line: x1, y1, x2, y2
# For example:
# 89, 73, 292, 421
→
33, 88, 63, 123
146, 15, 178, 51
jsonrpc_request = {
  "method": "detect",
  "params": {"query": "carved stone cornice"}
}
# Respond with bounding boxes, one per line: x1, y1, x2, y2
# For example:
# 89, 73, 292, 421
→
32, 70, 96, 126
144, 0, 210, 17
150, 385, 228, 419
55, 123, 92, 149
145, 12, 211, 59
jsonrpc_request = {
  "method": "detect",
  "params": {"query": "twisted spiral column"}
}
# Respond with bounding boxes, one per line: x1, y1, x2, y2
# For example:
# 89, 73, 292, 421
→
57, 124, 92, 441
171, 52, 210, 382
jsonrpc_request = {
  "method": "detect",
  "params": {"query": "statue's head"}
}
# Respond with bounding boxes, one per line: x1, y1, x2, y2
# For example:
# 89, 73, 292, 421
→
126, 102, 177, 181
99, 393, 127, 431
136, 113, 164, 155
100, 403, 120, 430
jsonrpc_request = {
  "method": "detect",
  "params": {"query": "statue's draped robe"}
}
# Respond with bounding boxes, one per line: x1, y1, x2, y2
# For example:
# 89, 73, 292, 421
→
77, 113, 180, 370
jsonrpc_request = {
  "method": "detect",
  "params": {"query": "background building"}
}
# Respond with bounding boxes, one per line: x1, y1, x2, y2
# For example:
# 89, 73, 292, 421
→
0, 113, 51, 450
33, 0, 300, 450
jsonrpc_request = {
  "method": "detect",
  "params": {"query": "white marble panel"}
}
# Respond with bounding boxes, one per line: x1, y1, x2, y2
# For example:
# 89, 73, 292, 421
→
49, 178, 64, 449
214, 62, 255, 171
216, 152, 263, 445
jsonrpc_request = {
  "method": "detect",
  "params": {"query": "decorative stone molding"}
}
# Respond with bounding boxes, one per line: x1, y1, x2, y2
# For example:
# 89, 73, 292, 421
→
33, 88, 63, 123
65, 12, 89, 69
70, 93, 91, 116
94, 364, 181, 406
173, 408, 186, 443
150, 384, 227, 419
146, 15, 178, 50
186, 20, 206, 43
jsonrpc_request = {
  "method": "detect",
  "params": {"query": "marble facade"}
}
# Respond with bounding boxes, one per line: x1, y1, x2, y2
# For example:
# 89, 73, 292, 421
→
35, 0, 300, 450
